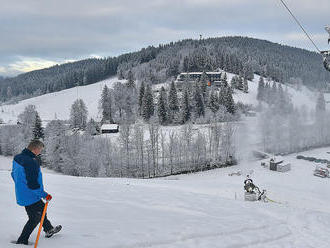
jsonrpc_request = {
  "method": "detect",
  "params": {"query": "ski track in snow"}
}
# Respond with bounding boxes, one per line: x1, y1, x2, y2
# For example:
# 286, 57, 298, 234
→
1, 146, 330, 248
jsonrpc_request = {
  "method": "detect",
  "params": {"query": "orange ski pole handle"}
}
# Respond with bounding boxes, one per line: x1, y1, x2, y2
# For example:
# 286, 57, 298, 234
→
34, 201, 49, 248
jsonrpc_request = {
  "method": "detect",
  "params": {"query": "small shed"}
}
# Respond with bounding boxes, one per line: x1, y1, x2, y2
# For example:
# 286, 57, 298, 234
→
101, 124, 119, 134
261, 157, 291, 172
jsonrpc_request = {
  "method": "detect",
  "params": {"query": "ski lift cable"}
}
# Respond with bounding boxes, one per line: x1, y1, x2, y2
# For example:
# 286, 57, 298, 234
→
278, 0, 322, 54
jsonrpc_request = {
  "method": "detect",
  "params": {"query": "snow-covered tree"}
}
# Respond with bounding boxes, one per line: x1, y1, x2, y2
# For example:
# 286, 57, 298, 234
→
142, 84, 154, 121
18, 105, 38, 142
199, 71, 208, 95
138, 81, 145, 115
193, 83, 205, 118
86, 118, 99, 136
316, 92, 326, 114
230, 76, 238, 90
224, 87, 235, 114
208, 89, 219, 114
257, 77, 265, 102
112, 82, 126, 119
100, 85, 114, 124
33, 112, 44, 140
70, 99, 88, 130
237, 76, 244, 90
181, 87, 191, 124
157, 86, 168, 125
243, 78, 249, 93
168, 81, 179, 122
126, 70, 135, 88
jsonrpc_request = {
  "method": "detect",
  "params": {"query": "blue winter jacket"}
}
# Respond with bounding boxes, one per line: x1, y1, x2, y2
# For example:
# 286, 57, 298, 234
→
11, 148, 48, 206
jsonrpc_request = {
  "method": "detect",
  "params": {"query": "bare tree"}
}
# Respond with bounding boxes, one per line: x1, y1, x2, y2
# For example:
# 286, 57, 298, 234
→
148, 119, 160, 177
119, 123, 132, 176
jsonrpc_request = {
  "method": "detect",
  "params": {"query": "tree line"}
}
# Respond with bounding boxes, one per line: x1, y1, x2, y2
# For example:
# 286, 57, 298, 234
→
0, 107, 237, 178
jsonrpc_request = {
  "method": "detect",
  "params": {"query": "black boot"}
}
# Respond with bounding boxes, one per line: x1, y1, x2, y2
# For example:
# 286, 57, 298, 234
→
14, 239, 29, 245
45, 225, 62, 238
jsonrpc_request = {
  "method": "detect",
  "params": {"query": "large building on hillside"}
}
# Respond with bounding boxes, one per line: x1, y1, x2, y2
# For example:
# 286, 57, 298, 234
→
174, 71, 227, 90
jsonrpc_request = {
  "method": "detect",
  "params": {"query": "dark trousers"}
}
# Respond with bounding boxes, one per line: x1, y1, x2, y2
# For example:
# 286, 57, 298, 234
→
17, 200, 53, 243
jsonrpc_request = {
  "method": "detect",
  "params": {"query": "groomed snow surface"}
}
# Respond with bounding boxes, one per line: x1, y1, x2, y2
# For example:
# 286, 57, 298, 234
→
1, 147, 330, 248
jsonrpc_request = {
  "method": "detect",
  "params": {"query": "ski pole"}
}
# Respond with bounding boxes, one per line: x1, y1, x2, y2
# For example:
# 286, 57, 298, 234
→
34, 201, 49, 248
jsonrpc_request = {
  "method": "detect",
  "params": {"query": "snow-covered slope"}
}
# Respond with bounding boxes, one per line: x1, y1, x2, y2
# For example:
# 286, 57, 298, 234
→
0, 74, 316, 124
0, 77, 126, 124
1, 146, 330, 248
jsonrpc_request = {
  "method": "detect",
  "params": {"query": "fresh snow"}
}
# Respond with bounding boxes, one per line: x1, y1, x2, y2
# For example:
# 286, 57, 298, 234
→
1, 146, 330, 248
0, 77, 126, 124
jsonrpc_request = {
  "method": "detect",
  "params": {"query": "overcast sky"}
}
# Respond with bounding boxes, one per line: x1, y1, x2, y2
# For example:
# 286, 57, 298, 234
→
1, 0, 329, 77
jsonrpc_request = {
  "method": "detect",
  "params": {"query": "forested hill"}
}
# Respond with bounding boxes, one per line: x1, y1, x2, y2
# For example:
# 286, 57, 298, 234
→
1, 36, 329, 102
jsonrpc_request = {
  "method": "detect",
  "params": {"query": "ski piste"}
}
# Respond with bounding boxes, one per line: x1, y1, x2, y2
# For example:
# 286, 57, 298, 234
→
9, 226, 62, 246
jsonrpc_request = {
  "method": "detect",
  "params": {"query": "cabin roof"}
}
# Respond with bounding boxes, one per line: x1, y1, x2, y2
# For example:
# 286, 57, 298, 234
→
101, 124, 119, 130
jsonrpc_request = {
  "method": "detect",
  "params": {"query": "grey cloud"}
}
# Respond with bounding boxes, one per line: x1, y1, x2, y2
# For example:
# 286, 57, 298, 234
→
0, 0, 329, 76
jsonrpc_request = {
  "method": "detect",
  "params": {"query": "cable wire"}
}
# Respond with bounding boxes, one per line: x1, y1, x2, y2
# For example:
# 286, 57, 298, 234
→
278, 0, 321, 53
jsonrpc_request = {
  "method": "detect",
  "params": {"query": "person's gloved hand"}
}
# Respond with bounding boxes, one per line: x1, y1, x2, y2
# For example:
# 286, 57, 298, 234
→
45, 194, 52, 202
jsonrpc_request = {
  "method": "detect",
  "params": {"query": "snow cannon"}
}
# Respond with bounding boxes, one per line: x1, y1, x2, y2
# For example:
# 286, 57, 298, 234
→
244, 176, 267, 202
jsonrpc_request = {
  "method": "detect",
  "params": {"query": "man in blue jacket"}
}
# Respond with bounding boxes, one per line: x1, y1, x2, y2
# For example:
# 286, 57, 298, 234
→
12, 140, 61, 245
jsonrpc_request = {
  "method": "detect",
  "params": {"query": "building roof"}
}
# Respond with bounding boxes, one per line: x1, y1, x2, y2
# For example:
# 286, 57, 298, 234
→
179, 72, 223, 75
101, 124, 119, 130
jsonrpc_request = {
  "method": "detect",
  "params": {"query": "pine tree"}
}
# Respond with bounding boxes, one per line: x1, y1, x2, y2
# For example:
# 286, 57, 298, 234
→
224, 87, 235, 114
183, 57, 189, 72
138, 82, 145, 116
218, 86, 227, 106
277, 83, 286, 111
86, 118, 99, 135
199, 71, 209, 95
223, 72, 228, 81
142, 84, 154, 121
181, 87, 191, 123
243, 78, 249, 93
257, 77, 265, 102
270, 82, 278, 104
101, 85, 113, 123
157, 87, 168, 125
230, 76, 238, 90
6, 86, 12, 99
264, 82, 271, 104
126, 70, 135, 88
33, 113, 44, 140
193, 84, 205, 118
168, 81, 179, 121
316, 92, 326, 113
208, 89, 219, 114
237, 76, 244, 90
219, 75, 230, 107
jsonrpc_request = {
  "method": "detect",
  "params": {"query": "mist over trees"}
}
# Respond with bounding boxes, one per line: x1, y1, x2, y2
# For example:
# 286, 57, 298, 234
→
257, 78, 330, 155
1, 36, 329, 103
